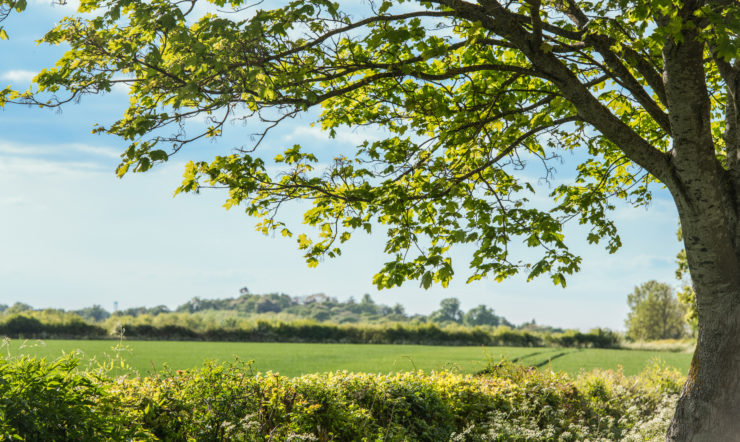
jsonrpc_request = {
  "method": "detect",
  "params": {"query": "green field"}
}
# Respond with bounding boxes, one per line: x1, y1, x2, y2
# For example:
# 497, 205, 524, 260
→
3, 339, 692, 377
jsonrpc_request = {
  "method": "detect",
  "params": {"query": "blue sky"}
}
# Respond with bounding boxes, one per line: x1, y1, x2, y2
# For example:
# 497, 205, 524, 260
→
0, 2, 683, 330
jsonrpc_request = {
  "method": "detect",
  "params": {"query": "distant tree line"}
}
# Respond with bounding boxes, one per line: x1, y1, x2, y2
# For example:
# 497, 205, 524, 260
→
0, 291, 525, 329
171, 291, 520, 328
0, 291, 617, 347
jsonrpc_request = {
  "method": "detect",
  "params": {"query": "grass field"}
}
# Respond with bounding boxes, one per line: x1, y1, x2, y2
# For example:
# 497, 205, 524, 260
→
2, 339, 692, 377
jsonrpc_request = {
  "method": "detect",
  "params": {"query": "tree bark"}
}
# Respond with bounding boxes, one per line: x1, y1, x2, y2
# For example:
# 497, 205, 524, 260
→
666, 224, 740, 440
650, 14, 740, 439
665, 178, 740, 440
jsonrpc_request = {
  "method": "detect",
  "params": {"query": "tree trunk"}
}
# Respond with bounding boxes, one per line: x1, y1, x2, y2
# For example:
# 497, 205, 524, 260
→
666, 193, 740, 440
667, 300, 740, 440
653, 18, 740, 439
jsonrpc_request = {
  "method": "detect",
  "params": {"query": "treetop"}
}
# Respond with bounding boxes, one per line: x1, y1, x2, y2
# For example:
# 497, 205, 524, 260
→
19, 0, 740, 289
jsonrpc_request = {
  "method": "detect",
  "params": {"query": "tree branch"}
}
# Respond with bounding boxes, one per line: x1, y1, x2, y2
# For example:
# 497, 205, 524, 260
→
430, 0, 674, 185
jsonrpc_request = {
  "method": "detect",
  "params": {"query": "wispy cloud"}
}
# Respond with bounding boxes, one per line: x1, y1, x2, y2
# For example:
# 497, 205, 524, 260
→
0, 141, 122, 160
66, 143, 122, 159
0, 69, 36, 84
0, 156, 109, 175
0, 139, 120, 176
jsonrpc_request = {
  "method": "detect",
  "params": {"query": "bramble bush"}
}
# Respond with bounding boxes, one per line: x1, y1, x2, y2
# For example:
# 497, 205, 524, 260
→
0, 347, 682, 441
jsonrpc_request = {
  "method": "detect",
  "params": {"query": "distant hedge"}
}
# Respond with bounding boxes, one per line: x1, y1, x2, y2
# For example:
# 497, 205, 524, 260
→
0, 314, 619, 348
0, 316, 106, 340
0, 355, 683, 440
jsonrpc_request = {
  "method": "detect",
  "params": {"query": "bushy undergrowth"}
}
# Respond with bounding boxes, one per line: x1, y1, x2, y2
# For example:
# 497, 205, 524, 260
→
0, 312, 620, 348
0, 350, 682, 441
0, 353, 148, 440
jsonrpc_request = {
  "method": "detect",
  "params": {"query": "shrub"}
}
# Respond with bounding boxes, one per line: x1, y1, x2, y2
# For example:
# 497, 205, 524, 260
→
0, 353, 148, 440
0, 315, 45, 337
0, 350, 682, 441
111, 359, 680, 441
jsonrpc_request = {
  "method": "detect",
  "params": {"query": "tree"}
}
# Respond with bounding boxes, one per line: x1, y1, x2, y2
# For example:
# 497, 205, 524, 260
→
20, 0, 740, 437
74, 304, 111, 322
0, 0, 24, 40
430, 297, 462, 323
462, 304, 500, 327
255, 297, 282, 313
6, 302, 32, 314
625, 280, 687, 341
0, 0, 26, 103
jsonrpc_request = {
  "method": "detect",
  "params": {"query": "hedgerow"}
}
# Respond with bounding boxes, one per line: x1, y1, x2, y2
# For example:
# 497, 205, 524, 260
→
0, 351, 682, 441
0, 312, 620, 348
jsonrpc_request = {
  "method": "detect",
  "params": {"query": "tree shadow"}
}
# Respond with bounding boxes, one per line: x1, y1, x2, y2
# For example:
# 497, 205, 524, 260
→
511, 350, 561, 364
533, 350, 575, 368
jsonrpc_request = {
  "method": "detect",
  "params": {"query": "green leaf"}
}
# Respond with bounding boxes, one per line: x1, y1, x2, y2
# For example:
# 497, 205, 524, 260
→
421, 272, 433, 289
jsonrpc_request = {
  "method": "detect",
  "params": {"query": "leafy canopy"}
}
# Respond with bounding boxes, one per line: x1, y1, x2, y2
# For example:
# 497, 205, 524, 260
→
0, 0, 26, 40
23, 0, 740, 289
0, 0, 27, 102
625, 280, 687, 340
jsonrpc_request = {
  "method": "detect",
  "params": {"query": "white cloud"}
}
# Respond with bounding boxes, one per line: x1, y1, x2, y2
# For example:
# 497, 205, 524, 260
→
0, 69, 36, 83
0, 156, 108, 175
0, 140, 122, 159
111, 82, 132, 95
286, 125, 382, 147
66, 143, 122, 159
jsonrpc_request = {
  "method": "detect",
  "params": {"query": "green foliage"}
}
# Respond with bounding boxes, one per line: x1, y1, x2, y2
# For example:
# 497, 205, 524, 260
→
0, 352, 683, 440
675, 285, 698, 335
0, 311, 619, 348
463, 305, 502, 327
0, 0, 25, 41
174, 292, 408, 323
120, 363, 466, 440
472, 359, 683, 440
674, 227, 698, 335
0, 352, 148, 439
0, 292, 520, 332
174, 292, 515, 327
625, 281, 687, 341
114, 305, 170, 318
0, 295, 618, 348
74, 304, 111, 322
0, 312, 107, 339
0, 0, 27, 106
29, 0, 724, 289
5, 302, 32, 315
430, 297, 463, 323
